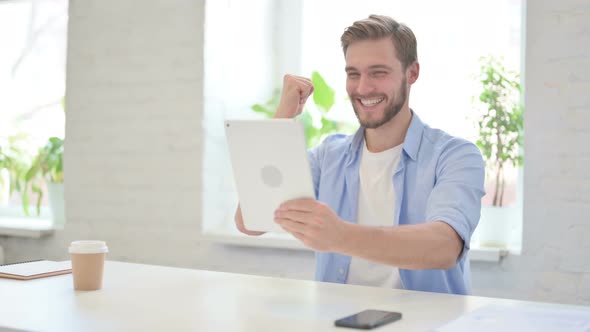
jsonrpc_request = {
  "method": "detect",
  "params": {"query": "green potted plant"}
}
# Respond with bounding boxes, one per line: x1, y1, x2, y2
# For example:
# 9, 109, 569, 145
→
474, 55, 523, 247
22, 136, 65, 226
252, 71, 355, 147
0, 134, 30, 207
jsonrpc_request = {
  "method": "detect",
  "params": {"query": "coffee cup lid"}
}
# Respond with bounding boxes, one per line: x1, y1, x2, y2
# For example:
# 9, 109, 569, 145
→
69, 240, 108, 254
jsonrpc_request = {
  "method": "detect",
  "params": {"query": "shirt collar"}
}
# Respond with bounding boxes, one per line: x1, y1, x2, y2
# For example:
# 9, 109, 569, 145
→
345, 126, 365, 166
403, 111, 424, 161
346, 110, 425, 164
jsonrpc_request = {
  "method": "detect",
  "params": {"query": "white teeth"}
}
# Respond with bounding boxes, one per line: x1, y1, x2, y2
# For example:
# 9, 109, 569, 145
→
360, 97, 384, 106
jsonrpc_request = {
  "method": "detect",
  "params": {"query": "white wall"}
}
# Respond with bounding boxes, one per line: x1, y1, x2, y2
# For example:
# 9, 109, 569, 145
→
470, 0, 590, 304
0, 0, 588, 305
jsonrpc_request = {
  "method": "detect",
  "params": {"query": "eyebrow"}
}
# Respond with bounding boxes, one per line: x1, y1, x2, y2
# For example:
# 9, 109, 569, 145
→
345, 65, 394, 72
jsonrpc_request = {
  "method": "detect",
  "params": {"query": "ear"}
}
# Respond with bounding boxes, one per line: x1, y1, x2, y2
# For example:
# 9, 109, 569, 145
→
406, 61, 420, 84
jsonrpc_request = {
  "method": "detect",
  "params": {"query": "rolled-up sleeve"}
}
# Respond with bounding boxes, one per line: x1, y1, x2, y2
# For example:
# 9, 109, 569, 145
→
425, 140, 486, 262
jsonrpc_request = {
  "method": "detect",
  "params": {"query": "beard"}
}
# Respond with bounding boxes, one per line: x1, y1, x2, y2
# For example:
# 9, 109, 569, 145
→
351, 76, 408, 129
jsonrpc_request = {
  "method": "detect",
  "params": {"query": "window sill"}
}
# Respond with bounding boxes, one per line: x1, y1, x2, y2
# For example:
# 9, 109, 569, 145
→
469, 244, 510, 262
201, 226, 309, 250
201, 226, 511, 262
0, 217, 55, 238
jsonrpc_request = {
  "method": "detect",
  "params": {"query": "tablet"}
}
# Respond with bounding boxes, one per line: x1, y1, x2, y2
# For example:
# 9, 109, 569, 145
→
224, 119, 315, 233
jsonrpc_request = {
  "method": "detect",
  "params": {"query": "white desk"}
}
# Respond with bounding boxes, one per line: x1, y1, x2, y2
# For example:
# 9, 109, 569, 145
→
0, 261, 587, 331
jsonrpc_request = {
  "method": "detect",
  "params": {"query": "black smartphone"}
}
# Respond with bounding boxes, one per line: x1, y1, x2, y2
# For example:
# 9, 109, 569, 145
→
334, 309, 402, 330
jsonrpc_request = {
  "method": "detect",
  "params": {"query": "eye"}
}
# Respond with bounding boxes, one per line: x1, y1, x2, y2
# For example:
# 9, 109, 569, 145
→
372, 71, 388, 77
347, 72, 360, 79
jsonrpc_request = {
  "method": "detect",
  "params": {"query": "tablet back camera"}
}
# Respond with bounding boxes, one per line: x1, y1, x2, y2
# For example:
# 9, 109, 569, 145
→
261, 165, 283, 188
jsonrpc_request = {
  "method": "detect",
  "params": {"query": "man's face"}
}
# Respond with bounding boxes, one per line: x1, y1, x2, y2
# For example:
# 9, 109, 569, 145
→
345, 37, 409, 129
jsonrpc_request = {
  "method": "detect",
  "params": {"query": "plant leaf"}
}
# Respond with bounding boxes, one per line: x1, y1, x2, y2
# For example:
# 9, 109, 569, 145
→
311, 71, 335, 113
251, 104, 274, 118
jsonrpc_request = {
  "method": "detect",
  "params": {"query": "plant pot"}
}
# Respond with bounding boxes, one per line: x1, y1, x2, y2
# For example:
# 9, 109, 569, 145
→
476, 205, 520, 248
47, 182, 65, 228
0, 168, 9, 207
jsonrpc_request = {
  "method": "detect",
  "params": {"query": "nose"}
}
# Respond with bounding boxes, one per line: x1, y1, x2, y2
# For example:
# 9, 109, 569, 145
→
356, 75, 375, 96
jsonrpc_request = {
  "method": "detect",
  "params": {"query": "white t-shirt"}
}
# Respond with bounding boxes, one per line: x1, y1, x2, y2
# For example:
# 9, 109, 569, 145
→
346, 141, 403, 289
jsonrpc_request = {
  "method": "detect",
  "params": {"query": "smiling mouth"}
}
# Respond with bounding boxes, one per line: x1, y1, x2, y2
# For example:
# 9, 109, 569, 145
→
358, 97, 384, 107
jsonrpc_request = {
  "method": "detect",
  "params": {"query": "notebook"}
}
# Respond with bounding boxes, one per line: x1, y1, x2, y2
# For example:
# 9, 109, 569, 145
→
0, 260, 72, 280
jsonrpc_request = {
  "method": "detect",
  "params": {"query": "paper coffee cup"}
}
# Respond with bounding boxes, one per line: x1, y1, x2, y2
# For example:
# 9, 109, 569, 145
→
69, 240, 108, 291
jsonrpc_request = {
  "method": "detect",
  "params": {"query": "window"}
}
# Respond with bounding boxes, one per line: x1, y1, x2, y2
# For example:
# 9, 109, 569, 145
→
0, 0, 68, 223
203, 0, 523, 249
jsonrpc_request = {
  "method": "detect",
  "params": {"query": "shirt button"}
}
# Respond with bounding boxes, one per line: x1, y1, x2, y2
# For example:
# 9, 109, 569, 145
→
338, 268, 344, 275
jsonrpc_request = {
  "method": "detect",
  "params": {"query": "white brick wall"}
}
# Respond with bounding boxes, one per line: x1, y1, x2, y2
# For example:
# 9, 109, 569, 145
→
0, 0, 588, 305
470, 0, 590, 304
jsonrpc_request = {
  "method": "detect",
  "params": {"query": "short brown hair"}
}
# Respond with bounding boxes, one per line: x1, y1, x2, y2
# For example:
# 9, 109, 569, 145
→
341, 14, 418, 69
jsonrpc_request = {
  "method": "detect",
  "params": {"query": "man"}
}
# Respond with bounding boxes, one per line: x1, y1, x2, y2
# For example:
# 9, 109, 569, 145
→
235, 15, 485, 295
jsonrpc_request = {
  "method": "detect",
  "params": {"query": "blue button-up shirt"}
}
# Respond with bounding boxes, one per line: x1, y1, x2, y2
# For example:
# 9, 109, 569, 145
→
307, 112, 485, 294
